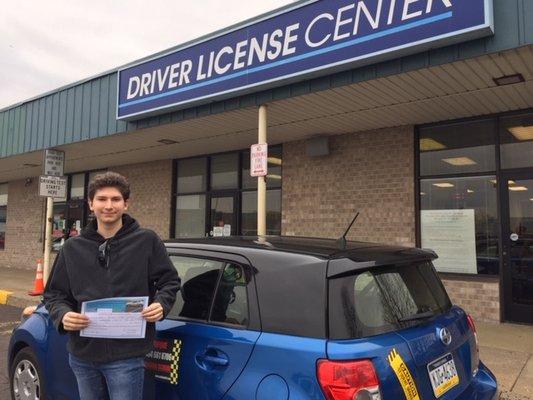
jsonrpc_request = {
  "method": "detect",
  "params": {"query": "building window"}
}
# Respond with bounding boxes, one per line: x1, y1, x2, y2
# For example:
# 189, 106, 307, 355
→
175, 194, 206, 238
241, 190, 281, 236
51, 170, 104, 251
173, 146, 282, 238
70, 173, 85, 199
211, 153, 238, 190
420, 176, 499, 275
0, 183, 7, 250
500, 112, 533, 170
418, 119, 498, 276
419, 119, 496, 176
177, 158, 206, 193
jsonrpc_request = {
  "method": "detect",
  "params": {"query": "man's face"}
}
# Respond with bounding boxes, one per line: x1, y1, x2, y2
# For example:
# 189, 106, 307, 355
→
88, 187, 128, 225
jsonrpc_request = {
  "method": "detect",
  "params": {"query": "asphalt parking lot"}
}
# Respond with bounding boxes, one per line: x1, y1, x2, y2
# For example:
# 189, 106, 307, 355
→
0, 304, 23, 400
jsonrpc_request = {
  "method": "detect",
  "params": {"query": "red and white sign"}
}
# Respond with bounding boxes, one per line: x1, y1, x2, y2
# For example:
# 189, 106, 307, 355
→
250, 143, 268, 177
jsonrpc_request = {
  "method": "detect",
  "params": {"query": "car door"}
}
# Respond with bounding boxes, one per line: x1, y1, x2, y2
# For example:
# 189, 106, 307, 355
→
146, 249, 261, 400
42, 308, 80, 400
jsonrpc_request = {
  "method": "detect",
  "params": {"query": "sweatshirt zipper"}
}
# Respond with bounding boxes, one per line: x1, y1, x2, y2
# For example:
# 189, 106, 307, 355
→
105, 240, 112, 361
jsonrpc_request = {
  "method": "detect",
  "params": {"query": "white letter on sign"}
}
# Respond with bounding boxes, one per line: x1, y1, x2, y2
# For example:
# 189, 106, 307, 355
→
354, 0, 383, 35
402, 0, 423, 21
305, 13, 334, 48
215, 46, 234, 75
127, 76, 141, 100
426, 0, 452, 13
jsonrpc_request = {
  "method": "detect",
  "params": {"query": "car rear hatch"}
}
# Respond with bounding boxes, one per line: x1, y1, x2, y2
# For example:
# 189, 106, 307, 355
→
325, 256, 477, 400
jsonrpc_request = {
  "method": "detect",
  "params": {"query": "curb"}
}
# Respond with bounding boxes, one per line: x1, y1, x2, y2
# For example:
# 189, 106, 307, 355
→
0, 290, 13, 305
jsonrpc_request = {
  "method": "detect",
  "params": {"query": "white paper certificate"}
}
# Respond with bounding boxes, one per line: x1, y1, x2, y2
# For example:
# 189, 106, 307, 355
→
80, 296, 149, 339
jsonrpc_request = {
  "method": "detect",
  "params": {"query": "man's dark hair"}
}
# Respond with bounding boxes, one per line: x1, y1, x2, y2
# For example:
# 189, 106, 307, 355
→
88, 172, 130, 201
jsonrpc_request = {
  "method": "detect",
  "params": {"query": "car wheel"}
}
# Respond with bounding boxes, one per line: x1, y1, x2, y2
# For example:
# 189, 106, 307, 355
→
10, 347, 46, 400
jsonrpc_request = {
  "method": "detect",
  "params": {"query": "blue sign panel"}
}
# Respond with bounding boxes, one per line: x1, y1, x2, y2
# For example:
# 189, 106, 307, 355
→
117, 0, 493, 120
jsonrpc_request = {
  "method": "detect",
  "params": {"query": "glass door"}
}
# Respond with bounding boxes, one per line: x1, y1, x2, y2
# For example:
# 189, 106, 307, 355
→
209, 194, 237, 237
501, 172, 533, 323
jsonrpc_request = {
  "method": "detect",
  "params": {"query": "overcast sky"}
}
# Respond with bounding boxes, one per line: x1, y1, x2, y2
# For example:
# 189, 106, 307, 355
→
0, 0, 291, 110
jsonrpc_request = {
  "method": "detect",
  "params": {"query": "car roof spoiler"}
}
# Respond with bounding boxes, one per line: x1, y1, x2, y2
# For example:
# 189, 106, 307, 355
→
327, 252, 438, 279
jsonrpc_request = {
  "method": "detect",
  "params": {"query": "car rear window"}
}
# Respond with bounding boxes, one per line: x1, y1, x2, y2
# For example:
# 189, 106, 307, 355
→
329, 261, 452, 339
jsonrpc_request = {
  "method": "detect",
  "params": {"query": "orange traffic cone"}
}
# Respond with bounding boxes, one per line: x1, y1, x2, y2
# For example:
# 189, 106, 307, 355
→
28, 259, 44, 296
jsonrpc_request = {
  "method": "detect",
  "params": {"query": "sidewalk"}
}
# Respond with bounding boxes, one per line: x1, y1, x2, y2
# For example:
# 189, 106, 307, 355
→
0, 267, 41, 308
0, 266, 532, 399
478, 322, 533, 400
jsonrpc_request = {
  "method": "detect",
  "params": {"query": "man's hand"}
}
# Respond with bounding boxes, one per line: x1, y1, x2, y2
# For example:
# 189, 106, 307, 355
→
62, 312, 90, 331
142, 302, 164, 322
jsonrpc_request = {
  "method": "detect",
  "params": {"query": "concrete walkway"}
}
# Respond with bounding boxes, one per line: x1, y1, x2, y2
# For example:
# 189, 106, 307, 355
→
0, 267, 40, 308
0, 266, 532, 399
478, 322, 533, 400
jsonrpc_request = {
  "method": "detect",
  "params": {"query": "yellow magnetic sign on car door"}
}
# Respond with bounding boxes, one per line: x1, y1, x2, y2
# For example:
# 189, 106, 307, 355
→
145, 339, 183, 385
169, 339, 182, 385
388, 348, 420, 400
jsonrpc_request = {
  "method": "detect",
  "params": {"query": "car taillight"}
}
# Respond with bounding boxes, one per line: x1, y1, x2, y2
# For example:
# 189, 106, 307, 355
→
317, 359, 382, 400
467, 314, 479, 376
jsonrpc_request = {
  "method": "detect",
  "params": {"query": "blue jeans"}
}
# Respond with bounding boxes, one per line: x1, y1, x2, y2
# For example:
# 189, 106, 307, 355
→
69, 354, 145, 400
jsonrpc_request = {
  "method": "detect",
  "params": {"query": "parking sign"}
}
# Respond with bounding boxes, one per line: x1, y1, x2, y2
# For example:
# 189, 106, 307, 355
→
44, 149, 65, 177
39, 176, 67, 199
250, 144, 268, 177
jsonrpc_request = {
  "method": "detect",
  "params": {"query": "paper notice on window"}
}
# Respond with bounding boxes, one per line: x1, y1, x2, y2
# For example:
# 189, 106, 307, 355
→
223, 224, 231, 236
80, 296, 148, 339
421, 209, 477, 274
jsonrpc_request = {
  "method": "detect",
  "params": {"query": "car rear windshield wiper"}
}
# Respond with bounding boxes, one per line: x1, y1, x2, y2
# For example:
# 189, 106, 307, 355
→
398, 310, 436, 323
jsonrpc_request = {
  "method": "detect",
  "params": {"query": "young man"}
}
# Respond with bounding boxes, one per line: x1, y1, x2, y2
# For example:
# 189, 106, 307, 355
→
44, 172, 180, 400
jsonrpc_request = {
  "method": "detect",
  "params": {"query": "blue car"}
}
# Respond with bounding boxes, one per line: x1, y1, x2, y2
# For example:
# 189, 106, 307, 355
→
9, 237, 498, 400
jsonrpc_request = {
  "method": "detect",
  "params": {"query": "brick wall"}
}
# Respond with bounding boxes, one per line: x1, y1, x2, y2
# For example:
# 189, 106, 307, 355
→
0, 178, 46, 270
442, 278, 500, 323
281, 126, 416, 246
113, 159, 173, 239
0, 142, 504, 323
0, 159, 173, 271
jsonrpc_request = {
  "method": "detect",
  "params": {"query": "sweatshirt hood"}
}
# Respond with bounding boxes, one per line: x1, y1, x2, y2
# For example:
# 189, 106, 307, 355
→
81, 214, 140, 242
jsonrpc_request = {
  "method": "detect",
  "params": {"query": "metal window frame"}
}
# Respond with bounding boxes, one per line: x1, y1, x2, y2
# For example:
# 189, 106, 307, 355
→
166, 249, 260, 331
0, 202, 6, 251
0, 182, 8, 250
171, 145, 283, 238
46, 167, 107, 252
415, 108, 533, 322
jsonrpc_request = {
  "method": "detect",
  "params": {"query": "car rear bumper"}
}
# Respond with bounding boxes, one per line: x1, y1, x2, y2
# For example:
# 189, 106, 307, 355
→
455, 362, 498, 400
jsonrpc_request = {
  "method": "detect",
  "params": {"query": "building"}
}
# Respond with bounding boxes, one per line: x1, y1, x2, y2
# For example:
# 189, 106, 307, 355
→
0, 0, 532, 325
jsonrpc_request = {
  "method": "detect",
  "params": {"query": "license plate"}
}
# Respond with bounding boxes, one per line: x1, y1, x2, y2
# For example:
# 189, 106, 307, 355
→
427, 353, 459, 398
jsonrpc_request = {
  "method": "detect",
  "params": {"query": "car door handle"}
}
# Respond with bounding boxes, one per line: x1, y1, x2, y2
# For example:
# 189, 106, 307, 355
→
202, 354, 229, 366
195, 348, 229, 369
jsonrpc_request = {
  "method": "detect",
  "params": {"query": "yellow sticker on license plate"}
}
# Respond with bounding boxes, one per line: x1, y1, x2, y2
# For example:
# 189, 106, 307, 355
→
427, 353, 460, 398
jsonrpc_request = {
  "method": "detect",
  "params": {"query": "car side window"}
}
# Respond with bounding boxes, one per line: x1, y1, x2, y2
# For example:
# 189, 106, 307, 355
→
167, 256, 224, 321
210, 263, 250, 327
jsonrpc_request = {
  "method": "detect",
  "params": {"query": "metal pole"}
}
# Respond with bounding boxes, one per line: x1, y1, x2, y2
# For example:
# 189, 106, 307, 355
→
257, 105, 267, 236
43, 196, 53, 285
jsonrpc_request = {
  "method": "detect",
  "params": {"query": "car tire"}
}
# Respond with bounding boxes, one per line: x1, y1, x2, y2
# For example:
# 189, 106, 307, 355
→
10, 347, 47, 400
